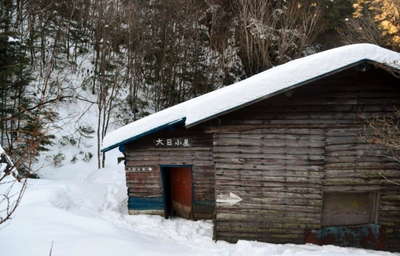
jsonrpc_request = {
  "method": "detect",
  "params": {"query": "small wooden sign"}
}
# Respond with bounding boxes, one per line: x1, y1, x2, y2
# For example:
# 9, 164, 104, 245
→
126, 166, 153, 173
154, 137, 191, 147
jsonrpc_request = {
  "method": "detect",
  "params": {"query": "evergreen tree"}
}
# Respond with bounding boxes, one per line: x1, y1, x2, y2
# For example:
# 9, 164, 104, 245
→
0, 3, 56, 172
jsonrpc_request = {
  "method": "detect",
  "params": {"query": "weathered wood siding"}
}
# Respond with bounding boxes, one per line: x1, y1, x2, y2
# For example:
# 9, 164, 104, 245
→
211, 67, 400, 250
214, 128, 324, 243
124, 128, 215, 219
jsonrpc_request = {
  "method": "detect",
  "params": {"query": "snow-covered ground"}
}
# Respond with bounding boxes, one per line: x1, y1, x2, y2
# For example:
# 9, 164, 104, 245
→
1, 50, 399, 255
0, 152, 399, 256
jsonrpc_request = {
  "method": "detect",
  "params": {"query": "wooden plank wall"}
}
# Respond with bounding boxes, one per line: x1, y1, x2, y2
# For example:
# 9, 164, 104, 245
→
211, 67, 400, 250
125, 128, 215, 219
213, 128, 324, 243
325, 126, 400, 250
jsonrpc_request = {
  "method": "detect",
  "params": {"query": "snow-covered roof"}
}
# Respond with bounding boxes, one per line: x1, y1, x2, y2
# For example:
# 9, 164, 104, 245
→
102, 43, 400, 152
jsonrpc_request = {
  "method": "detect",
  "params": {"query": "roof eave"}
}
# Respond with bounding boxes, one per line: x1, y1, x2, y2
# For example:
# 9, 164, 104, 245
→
186, 59, 396, 128
101, 118, 186, 152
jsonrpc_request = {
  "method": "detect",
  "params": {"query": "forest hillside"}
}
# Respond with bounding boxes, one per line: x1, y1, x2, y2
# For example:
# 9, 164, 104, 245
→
0, 0, 399, 174
1, 1, 400, 255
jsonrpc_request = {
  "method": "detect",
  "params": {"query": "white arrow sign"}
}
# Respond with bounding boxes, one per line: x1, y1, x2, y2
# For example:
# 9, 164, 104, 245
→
216, 192, 242, 206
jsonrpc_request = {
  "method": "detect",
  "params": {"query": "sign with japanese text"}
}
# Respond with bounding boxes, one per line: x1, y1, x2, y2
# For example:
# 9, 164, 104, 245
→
154, 137, 191, 147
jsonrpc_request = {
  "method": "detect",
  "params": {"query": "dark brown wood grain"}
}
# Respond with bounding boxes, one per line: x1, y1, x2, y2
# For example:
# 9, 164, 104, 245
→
124, 128, 215, 219
210, 67, 400, 249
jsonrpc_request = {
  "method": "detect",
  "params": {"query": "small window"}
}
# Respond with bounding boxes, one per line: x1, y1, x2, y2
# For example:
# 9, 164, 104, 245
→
322, 192, 378, 227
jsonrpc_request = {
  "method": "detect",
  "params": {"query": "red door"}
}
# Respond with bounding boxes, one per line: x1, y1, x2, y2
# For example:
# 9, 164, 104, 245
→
169, 167, 192, 218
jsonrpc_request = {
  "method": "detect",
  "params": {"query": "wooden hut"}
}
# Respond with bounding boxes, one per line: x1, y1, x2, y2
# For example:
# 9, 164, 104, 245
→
102, 44, 400, 251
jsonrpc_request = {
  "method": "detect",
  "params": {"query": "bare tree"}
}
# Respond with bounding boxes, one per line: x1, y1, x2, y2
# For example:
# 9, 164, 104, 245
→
0, 147, 26, 225
233, 0, 322, 76
90, 0, 128, 168
362, 108, 400, 185
340, 14, 391, 47
363, 109, 400, 162
352, 0, 400, 50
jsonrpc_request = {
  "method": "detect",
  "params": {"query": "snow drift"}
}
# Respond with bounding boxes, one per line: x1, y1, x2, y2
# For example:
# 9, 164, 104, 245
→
0, 163, 399, 256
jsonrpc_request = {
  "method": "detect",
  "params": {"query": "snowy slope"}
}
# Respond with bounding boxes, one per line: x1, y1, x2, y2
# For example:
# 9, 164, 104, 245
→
102, 43, 400, 151
1, 163, 399, 256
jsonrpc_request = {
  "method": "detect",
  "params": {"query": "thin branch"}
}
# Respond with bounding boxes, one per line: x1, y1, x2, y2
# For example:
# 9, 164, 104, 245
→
0, 95, 73, 122
379, 172, 400, 186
